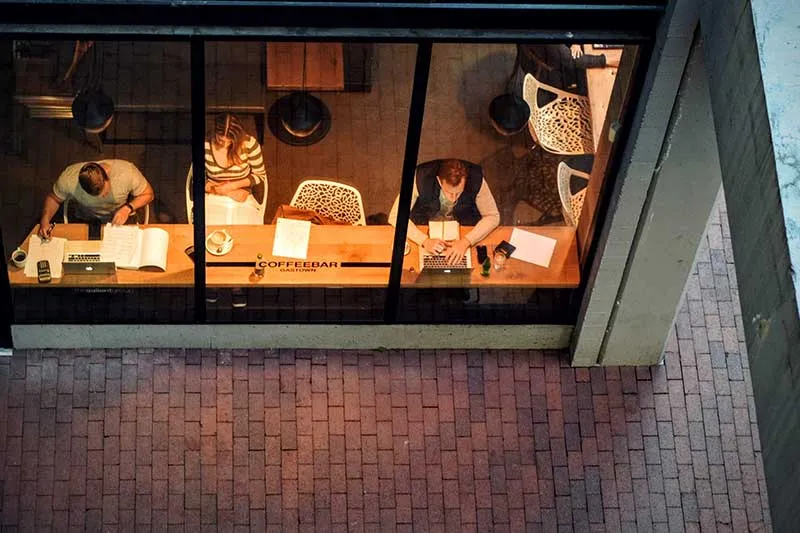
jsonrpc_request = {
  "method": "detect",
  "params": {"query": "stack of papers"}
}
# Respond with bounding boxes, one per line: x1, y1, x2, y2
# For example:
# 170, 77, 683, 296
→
24, 236, 66, 279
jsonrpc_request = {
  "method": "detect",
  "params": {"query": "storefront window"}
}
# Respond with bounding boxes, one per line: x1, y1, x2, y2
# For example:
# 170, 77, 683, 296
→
395, 42, 636, 323
2, 39, 195, 323
201, 41, 415, 321
1, 35, 640, 327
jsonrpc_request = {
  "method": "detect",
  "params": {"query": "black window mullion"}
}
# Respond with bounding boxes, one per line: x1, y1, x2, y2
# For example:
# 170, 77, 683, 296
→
384, 41, 432, 323
190, 38, 207, 323
0, 226, 13, 348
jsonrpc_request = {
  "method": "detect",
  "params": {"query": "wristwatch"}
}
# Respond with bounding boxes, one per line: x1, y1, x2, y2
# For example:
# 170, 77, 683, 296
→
125, 202, 136, 215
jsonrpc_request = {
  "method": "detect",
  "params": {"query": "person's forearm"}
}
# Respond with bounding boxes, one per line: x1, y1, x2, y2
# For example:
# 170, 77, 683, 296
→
464, 214, 500, 246
388, 189, 427, 245
40, 194, 62, 226
129, 188, 154, 210
215, 177, 253, 191
405, 223, 429, 246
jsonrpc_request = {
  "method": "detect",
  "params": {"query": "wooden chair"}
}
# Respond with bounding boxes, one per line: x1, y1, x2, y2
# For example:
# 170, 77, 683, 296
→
289, 179, 366, 226
557, 162, 589, 227
523, 73, 594, 155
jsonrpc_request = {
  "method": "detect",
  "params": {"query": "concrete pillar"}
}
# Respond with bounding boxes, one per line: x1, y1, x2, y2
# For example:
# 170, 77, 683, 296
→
599, 37, 722, 365
571, 0, 701, 366
699, 0, 800, 530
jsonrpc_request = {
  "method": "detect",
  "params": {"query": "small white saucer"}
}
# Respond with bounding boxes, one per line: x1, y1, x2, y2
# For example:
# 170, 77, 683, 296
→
206, 235, 234, 256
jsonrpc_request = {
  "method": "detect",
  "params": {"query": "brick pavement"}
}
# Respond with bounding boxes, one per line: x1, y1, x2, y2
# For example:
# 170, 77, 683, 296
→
0, 199, 771, 531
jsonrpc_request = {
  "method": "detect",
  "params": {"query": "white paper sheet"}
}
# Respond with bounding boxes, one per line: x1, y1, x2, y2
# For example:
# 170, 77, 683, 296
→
272, 217, 311, 259
139, 228, 170, 271
100, 224, 140, 269
508, 228, 558, 268
24, 236, 66, 279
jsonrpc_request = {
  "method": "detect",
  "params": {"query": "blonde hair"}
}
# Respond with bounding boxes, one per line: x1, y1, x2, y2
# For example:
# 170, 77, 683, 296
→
212, 114, 248, 165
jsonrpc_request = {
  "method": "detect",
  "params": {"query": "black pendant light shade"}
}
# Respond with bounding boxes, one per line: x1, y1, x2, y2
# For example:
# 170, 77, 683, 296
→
72, 88, 115, 134
268, 92, 331, 146
488, 93, 530, 137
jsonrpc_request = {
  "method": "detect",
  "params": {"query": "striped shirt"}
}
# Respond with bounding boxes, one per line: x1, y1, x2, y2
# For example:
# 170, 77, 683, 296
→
204, 136, 266, 187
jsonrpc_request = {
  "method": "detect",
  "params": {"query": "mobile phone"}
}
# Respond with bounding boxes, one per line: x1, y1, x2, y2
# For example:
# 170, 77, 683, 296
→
37, 260, 52, 283
476, 245, 488, 264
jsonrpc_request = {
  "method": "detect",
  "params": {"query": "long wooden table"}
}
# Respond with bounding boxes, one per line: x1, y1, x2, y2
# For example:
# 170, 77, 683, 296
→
584, 45, 623, 151
8, 224, 580, 289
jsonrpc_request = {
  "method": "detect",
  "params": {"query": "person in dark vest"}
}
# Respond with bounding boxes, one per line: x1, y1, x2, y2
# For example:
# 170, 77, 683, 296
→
389, 159, 500, 265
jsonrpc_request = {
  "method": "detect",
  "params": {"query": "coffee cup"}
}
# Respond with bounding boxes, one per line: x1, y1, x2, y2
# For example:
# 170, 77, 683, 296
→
11, 247, 27, 268
209, 230, 231, 247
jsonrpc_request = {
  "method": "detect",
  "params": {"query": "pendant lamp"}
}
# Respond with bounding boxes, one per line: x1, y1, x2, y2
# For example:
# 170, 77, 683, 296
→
268, 43, 331, 146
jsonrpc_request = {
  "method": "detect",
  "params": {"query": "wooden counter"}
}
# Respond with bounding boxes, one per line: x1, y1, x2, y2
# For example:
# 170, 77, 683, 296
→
267, 43, 345, 91
585, 45, 623, 151
8, 224, 580, 289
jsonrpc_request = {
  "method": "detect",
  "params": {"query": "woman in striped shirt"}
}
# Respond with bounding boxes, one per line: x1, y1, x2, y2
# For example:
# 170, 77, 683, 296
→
204, 114, 267, 204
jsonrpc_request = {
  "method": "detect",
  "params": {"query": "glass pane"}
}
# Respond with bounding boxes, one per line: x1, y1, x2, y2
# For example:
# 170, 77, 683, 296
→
2, 39, 194, 323
396, 42, 637, 323
202, 41, 415, 322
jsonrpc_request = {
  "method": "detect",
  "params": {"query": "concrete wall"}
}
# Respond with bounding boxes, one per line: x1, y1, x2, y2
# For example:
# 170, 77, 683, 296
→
698, 0, 800, 530
600, 37, 722, 365
11, 324, 573, 350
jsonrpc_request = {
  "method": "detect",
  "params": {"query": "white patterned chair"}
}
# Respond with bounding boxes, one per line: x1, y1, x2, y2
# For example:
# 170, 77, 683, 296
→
289, 180, 366, 226
557, 162, 590, 227
523, 73, 594, 155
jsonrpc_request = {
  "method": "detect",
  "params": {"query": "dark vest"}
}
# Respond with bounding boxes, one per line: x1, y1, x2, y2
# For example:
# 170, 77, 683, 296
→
410, 160, 483, 226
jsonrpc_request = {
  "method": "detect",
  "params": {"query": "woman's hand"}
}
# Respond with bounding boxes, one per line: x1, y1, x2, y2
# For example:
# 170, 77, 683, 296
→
570, 44, 584, 60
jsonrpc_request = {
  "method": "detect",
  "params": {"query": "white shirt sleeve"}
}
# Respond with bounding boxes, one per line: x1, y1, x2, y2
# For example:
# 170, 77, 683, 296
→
463, 180, 500, 246
388, 182, 428, 246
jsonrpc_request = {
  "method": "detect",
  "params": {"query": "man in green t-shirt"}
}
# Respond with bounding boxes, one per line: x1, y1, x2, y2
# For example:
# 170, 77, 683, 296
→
37, 160, 155, 239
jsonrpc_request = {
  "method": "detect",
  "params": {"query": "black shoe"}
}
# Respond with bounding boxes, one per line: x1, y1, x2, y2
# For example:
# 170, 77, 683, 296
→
205, 289, 219, 303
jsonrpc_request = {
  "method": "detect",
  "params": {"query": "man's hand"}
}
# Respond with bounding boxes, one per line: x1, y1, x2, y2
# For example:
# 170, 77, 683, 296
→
37, 220, 53, 240
111, 205, 132, 226
445, 238, 471, 265
205, 181, 216, 194
570, 44, 584, 59
422, 238, 447, 255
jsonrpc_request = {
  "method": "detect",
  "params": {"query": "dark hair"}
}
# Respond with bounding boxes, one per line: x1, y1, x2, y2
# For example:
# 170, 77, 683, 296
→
212, 114, 249, 165
437, 159, 467, 187
78, 162, 108, 196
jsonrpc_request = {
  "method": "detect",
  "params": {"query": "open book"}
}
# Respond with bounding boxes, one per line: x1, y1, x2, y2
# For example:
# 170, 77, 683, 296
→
428, 220, 460, 241
100, 224, 170, 271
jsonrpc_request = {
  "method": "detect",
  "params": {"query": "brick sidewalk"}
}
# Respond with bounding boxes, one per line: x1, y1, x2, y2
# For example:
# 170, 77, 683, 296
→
0, 201, 771, 532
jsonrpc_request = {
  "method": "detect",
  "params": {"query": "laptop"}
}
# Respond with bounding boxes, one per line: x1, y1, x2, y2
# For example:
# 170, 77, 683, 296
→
62, 240, 117, 276
414, 250, 474, 287
418, 250, 473, 272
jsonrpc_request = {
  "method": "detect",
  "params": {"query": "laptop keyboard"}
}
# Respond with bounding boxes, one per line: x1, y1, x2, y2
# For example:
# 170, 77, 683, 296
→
423, 254, 469, 270
65, 253, 102, 263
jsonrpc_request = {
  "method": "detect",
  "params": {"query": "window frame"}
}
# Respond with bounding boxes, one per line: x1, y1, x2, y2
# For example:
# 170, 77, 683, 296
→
0, 1, 662, 345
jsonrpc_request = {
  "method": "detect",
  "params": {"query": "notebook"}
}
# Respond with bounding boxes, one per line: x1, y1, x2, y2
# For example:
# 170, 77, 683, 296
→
100, 224, 170, 271
428, 220, 460, 241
